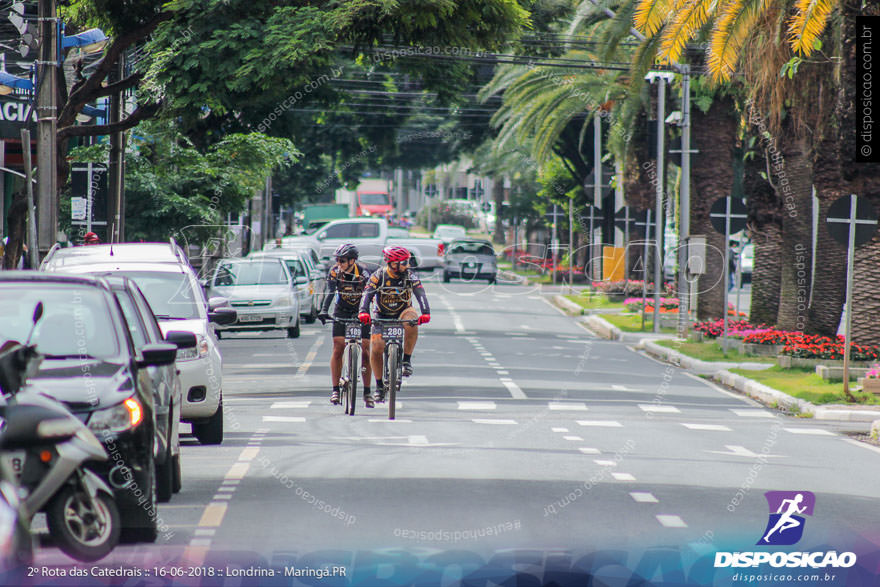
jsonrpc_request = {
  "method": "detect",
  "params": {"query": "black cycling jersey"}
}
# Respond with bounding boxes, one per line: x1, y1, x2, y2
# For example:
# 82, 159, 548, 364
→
359, 266, 430, 317
321, 261, 371, 315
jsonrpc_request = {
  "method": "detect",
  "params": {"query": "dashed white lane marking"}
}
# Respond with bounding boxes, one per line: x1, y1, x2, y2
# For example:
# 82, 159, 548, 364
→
507, 332, 529, 336
639, 404, 681, 413
707, 445, 784, 458
213, 494, 233, 501
631, 492, 659, 503
262, 416, 306, 423
612, 472, 636, 481
578, 447, 601, 454
217, 486, 236, 492
563, 435, 583, 441
500, 378, 527, 399
270, 401, 312, 409
783, 428, 836, 436
552, 427, 569, 433
549, 402, 588, 411
497, 370, 510, 375
656, 515, 687, 528
189, 538, 212, 547
368, 419, 413, 423
594, 460, 618, 466
472, 419, 518, 425
730, 409, 776, 418
194, 529, 216, 537
682, 423, 732, 431
611, 384, 634, 391
577, 420, 623, 427
458, 401, 497, 410
296, 336, 325, 377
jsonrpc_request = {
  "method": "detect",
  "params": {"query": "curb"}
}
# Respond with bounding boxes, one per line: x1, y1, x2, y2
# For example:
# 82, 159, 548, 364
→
582, 315, 622, 341
640, 341, 880, 424
551, 295, 584, 316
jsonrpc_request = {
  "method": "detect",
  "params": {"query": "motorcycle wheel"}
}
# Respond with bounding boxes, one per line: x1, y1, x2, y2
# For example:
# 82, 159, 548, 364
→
46, 487, 120, 562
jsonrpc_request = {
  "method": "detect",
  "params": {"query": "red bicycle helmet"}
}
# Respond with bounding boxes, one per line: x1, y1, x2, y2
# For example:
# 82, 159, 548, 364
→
383, 246, 411, 263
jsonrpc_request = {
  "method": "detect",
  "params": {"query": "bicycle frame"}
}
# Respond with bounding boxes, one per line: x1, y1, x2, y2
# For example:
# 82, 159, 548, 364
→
330, 317, 364, 416
371, 318, 418, 420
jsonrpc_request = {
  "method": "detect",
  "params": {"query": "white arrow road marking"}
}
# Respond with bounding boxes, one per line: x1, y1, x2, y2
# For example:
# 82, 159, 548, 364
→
706, 445, 784, 458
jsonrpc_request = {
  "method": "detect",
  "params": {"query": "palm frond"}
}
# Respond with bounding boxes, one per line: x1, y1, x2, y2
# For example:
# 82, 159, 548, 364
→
634, 0, 674, 36
659, 0, 714, 63
708, 0, 764, 82
787, 0, 834, 56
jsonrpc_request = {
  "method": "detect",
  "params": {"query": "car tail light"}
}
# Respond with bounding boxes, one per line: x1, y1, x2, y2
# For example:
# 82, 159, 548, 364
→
437, 243, 445, 255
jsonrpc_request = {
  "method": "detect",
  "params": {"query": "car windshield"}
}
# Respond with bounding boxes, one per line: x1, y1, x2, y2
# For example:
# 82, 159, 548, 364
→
214, 260, 287, 286
113, 271, 202, 320
360, 193, 389, 206
436, 227, 466, 238
0, 284, 120, 359
449, 242, 495, 256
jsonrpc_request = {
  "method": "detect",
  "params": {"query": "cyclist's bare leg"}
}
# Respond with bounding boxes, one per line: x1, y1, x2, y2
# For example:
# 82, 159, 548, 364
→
369, 333, 385, 382
330, 337, 345, 386
360, 339, 372, 387
401, 307, 419, 354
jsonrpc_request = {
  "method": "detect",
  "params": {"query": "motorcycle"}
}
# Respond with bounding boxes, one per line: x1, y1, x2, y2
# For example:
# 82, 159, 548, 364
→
0, 302, 120, 562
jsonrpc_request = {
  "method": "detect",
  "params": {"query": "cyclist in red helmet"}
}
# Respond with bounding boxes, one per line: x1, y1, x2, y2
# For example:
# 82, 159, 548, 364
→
358, 245, 430, 402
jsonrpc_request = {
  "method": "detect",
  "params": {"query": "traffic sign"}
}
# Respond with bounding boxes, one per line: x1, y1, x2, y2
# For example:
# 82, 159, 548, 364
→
826, 195, 878, 247
709, 197, 748, 234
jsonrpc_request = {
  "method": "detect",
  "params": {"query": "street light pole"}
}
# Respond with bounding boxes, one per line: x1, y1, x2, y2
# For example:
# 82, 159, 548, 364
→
36, 0, 58, 255
677, 65, 692, 338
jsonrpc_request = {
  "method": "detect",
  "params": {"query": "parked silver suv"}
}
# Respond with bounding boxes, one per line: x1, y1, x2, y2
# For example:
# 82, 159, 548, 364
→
40, 240, 235, 445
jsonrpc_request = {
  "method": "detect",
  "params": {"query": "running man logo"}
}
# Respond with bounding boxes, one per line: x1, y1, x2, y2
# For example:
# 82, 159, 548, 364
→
758, 491, 815, 546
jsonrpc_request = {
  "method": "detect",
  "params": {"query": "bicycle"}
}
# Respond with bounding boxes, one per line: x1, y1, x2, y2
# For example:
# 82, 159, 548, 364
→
325, 317, 365, 416
371, 317, 419, 420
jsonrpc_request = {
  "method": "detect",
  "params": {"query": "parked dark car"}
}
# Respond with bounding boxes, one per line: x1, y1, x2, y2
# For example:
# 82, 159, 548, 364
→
0, 272, 180, 543
442, 238, 499, 284
101, 275, 192, 503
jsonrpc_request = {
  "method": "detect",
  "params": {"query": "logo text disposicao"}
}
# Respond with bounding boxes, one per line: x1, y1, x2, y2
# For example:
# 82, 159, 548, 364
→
714, 551, 857, 569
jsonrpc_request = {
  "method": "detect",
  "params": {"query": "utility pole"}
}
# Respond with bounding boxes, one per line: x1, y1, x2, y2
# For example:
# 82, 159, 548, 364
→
677, 66, 692, 338
107, 56, 125, 242
36, 0, 58, 254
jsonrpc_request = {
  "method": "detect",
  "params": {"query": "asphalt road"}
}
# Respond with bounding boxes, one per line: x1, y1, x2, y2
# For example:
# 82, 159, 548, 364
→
24, 278, 880, 586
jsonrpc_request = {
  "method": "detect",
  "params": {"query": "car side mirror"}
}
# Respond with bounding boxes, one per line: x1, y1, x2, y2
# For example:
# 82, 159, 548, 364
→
294, 276, 308, 285
209, 307, 237, 325
165, 331, 197, 349
137, 343, 178, 368
208, 297, 229, 312
316, 232, 327, 241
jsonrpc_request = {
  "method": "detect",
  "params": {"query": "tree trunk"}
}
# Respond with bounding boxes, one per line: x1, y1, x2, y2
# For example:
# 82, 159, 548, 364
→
774, 135, 814, 332
493, 178, 504, 244
749, 224, 782, 326
743, 145, 782, 326
690, 98, 738, 320
2, 191, 27, 270
805, 160, 847, 336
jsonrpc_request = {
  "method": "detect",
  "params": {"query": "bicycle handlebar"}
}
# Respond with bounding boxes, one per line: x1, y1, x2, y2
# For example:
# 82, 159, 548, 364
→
370, 317, 419, 326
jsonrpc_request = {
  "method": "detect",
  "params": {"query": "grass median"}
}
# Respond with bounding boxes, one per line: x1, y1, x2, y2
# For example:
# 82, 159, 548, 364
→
729, 366, 880, 405
655, 340, 776, 363
563, 293, 627, 311
603, 313, 677, 334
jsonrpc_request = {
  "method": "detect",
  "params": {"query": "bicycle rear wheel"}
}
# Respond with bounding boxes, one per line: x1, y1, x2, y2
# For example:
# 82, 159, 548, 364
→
347, 343, 358, 416
387, 345, 398, 420
340, 344, 351, 414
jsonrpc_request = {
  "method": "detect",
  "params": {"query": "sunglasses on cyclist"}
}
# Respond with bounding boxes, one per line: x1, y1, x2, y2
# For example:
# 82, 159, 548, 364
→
390, 260, 409, 266
337, 256, 353, 263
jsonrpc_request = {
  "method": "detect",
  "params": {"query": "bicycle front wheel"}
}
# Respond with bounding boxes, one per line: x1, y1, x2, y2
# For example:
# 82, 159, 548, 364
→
347, 343, 358, 416
387, 344, 398, 420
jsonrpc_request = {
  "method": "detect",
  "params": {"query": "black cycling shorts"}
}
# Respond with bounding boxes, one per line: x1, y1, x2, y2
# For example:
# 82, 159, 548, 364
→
332, 313, 370, 339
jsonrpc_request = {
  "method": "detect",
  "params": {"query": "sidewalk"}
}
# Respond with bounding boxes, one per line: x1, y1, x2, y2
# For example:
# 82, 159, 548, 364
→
555, 296, 880, 431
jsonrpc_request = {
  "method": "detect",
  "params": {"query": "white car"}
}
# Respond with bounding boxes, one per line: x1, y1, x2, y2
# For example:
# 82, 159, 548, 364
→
249, 250, 319, 323
433, 224, 468, 243
40, 242, 231, 445
207, 258, 301, 338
